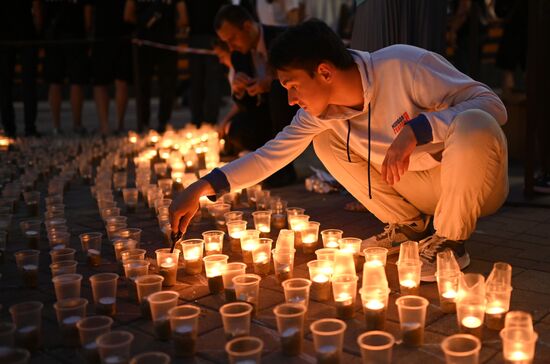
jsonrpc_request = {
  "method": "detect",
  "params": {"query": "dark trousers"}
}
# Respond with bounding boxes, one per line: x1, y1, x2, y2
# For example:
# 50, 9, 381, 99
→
188, 35, 224, 126
0, 46, 38, 136
133, 45, 177, 132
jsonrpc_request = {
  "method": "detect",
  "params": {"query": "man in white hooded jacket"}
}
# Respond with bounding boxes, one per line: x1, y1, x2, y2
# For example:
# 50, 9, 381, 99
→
170, 20, 509, 282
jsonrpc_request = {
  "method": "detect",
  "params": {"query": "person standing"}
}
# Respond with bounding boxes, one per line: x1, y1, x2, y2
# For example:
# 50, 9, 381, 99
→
0, 0, 41, 137
125, 0, 187, 133
89, 0, 134, 136
181, 0, 229, 128
42, 0, 91, 136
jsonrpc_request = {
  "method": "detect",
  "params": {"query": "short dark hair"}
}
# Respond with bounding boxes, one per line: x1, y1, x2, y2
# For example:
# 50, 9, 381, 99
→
214, 4, 255, 31
269, 20, 355, 76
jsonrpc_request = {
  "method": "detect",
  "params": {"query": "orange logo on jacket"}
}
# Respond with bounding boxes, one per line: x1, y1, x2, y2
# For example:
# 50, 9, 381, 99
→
391, 112, 411, 134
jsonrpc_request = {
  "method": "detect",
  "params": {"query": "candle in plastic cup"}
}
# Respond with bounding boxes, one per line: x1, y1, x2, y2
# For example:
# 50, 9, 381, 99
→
224, 211, 244, 224
50, 248, 76, 263
135, 275, 164, 319
220, 302, 253, 341
0, 347, 30, 364
252, 238, 272, 277
246, 185, 261, 205
315, 248, 338, 262
288, 214, 309, 247
240, 230, 260, 265
123, 259, 150, 302
210, 203, 231, 229
321, 229, 343, 249
90, 273, 119, 317
203, 254, 229, 294
120, 249, 147, 265
307, 260, 334, 301
254, 189, 270, 210
252, 211, 272, 237
130, 352, 171, 364
333, 250, 355, 276
202, 230, 225, 256
155, 248, 180, 286
50, 260, 78, 277
80, 232, 103, 267
273, 303, 306, 357
363, 247, 388, 267
225, 336, 264, 364
222, 262, 247, 302
122, 188, 138, 213
96, 331, 134, 364
286, 207, 305, 223
456, 274, 486, 339
397, 260, 422, 296
233, 274, 261, 317
148, 291, 179, 340
441, 334, 481, 364
301, 221, 320, 254
332, 274, 358, 320
77, 315, 114, 364
272, 248, 296, 284
52, 274, 83, 300
0, 322, 15, 347
53, 298, 88, 347
112, 238, 138, 262
395, 295, 429, 347
485, 262, 512, 330
19, 220, 41, 249
436, 250, 461, 313
398, 241, 420, 262
505, 311, 534, 332
310, 318, 347, 364
357, 331, 395, 364
169, 305, 201, 357
180, 239, 204, 275
360, 286, 390, 331
275, 229, 295, 251
15, 250, 40, 288
500, 327, 538, 364
227, 220, 247, 252
339, 237, 362, 272
48, 230, 70, 250
9, 301, 43, 352
282, 278, 312, 309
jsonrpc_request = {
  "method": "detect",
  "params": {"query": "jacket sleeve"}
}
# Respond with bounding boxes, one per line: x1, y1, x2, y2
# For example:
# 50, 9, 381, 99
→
412, 51, 508, 143
218, 109, 321, 191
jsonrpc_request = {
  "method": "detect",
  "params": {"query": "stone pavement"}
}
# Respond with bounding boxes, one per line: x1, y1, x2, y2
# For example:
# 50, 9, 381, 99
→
1, 171, 550, 363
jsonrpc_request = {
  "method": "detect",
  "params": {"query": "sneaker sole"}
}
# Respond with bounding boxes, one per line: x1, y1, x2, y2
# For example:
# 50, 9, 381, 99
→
420, 252, 471, 282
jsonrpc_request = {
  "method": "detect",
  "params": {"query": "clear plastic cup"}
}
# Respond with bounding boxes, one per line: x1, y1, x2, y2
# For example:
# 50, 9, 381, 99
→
79, 232, 102, 267
240, 230, 260, 264
397, 260, 422, 296
500, 327, 538, 364
123, 259, 150, 302
155, 248, 180, 287
315, 248, 338, 262
121, 249, 147, 265
77, 316, 113, 363
96, 331, 134, 364
360, 286, 390, 332
14, 250, 40, 288
50, 260, 78, 277
307, 260, 334, 302
0, 322, 15, 347
203, 254, 229, 294
19, 220, 41, 249
112, 238, 137, 262
222, 262, 247, 302
333, 250, 356, 276
122, 188, 139, 213
220, 302, 253, 341
50, 248, 76, 263
227, 220, 247, 251
332, 274, 358, 320
90, 273, 119, 316
233, 274, 261, 317
52, 273, 83, 300
202, 230, 225, 255
252, 211, 272, 236
169, 305, 201, 357
48, 231, 71, 250
301, 221, 320, 254
252, 238, 272, 277
310, 318, 347, 364
225, 336, 264, 364
273, 303, 306, 356
272, 248, 296, 284
224, 211, 244, 224
135, 275, 164, 319
180, 239, 204, 275
148, 291, 179, 341
9, 301, 43, 351
53, 298, 88, 347
363, 247, 388, 267
441, 334, 481, 364
505, 311, 534, 332
275, 229, 295, 251
130, 351, 171, 364
0, 347, 30, 364
282, 278, 312, 309
357, 331, 395, 364
320, 229, 342, 249
339, 237, 362, 272
395, 295, 429, 347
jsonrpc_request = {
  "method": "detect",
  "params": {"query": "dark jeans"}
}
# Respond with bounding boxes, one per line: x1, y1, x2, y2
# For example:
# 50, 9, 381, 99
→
0, 46, 38, 136
133, 45, 177, 132
188, 34, 225, 126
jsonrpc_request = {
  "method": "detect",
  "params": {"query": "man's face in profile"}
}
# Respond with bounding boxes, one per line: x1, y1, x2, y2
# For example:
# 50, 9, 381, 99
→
278, 66, 332, 117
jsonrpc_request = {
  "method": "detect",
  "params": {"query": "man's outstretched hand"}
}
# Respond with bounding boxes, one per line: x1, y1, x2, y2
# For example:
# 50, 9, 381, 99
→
381, 125, 417, 185
169, 180, 214, 234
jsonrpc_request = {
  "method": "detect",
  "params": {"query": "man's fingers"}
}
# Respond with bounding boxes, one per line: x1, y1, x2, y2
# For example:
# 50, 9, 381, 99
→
178, 212, 193, 235
170, 210, 184, 233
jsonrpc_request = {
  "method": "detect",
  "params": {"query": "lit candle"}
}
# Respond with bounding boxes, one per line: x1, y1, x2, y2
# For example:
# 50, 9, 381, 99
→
206, 242, 220, 253
312, 274, 329, 283
365, 299, 384, 310
335, 292, 355, 320
486, 304, 507, 330
508, 351, 529, 361
363, 298, 387, 331
442, 289, 457, 299
254, 252, 268, 264
258, 225, 270, 233
365, 259, 383, 267
462, 316, 482, 328
186, 247, 201, 262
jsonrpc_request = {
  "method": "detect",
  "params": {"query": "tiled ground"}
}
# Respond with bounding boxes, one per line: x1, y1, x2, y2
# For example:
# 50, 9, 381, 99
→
1, 175, 550, 363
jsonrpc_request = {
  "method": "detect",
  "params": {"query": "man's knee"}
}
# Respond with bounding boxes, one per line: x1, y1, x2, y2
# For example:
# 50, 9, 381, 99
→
449, 109, 506, 146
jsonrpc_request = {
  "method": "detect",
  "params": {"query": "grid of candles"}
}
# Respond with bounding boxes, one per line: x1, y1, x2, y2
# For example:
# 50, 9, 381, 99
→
0, 133, 539, 364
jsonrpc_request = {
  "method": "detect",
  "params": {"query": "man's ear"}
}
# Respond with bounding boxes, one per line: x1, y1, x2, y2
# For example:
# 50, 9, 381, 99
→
316, 63, 333, 82
242, 20, 253, 32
